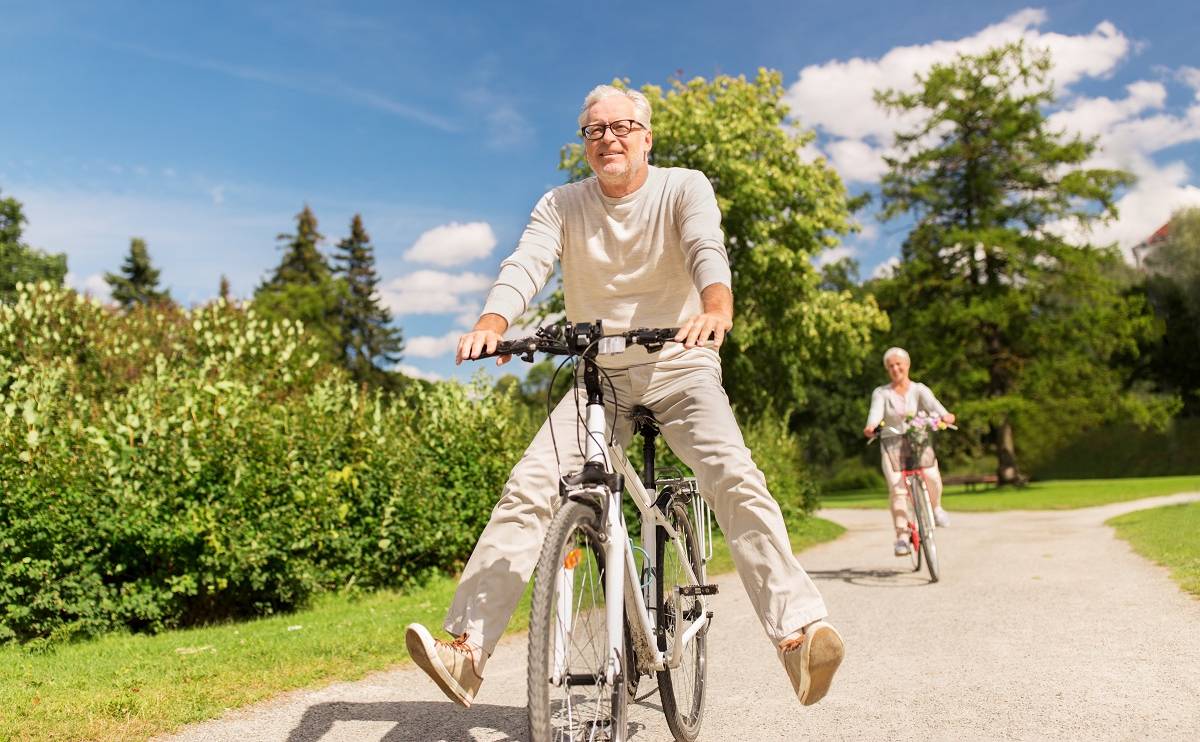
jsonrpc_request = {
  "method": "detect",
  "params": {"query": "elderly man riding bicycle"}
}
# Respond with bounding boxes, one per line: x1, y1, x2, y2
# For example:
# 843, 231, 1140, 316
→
405, 83, 844, 718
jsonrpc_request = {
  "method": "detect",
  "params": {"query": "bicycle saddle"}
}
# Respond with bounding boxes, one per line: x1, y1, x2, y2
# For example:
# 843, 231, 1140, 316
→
630, 405, 659, 434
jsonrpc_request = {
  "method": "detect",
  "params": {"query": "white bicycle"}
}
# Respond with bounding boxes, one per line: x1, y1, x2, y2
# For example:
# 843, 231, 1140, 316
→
480, 322, 717, 742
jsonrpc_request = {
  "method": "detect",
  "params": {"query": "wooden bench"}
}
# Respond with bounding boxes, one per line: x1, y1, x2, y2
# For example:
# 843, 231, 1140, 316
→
942, 473, 999, 492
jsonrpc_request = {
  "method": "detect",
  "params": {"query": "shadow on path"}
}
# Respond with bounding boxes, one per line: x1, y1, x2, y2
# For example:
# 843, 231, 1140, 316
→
287, 701, 526, 742
286, 699, 655, 741
807, 567, 932, 588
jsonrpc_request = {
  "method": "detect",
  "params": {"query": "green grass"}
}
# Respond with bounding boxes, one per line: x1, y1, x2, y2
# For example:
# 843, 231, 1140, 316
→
820, 475, 1200, 512
0, 517, 842, 741
1108, 502, 1200, 598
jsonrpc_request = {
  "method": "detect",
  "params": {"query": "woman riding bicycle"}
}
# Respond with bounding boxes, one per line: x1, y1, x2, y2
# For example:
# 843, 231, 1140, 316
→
862, 347, 955, 557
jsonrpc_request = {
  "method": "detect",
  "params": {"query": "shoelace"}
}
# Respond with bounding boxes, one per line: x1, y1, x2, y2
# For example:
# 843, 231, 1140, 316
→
778, 632, 807, 653
437, 634, 483, 676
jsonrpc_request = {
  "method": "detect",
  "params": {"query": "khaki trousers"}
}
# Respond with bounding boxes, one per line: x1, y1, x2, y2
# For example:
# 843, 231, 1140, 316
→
445, 351, 828, 654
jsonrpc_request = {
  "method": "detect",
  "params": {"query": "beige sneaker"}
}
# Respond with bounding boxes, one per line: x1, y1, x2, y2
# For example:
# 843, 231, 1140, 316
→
778, 620, 844, 706
405, 623, 484, 707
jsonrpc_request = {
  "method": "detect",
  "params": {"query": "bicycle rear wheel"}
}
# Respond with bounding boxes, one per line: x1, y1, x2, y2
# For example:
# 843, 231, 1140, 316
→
528, 500, 628, 742
656, 501, 707, 742
911, 478, 940, 582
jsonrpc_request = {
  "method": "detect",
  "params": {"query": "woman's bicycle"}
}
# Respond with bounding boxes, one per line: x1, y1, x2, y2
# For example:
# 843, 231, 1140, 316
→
871, 415, 954, 583
478, 321, 717, 742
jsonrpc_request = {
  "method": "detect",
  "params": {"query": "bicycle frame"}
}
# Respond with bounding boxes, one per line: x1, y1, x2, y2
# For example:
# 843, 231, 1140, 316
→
551, 358, 711, 689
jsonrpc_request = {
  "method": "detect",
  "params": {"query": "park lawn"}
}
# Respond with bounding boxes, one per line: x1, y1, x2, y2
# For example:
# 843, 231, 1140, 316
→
0, 516, 842, 742
820, 475, 1200, 512
1108, 502, 1200, 598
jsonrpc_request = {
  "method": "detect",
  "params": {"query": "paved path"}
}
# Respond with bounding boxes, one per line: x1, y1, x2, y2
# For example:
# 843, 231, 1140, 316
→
162, 493, 1200, 741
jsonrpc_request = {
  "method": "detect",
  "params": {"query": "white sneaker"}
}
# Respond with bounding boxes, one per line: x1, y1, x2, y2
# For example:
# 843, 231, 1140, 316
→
934, 507, 951, 527
894, 538, 911, 557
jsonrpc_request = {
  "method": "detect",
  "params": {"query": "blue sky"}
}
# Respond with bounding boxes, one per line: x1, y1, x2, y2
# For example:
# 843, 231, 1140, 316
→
3, 1, 1199, 382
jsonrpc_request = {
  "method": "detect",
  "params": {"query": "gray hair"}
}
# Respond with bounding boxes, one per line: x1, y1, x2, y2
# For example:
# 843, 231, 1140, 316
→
578, 85, 652, 129
882, 347, 911, 367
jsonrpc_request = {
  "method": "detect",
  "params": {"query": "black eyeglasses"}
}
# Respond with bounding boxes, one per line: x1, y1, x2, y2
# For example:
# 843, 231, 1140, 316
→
580, 119, 647, 141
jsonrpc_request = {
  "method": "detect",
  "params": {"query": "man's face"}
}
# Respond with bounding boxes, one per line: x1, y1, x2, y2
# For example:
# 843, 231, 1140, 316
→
582, 96, 652, 183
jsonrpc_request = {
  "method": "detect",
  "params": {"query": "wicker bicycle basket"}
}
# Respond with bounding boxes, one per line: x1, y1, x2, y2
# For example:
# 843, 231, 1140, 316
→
882, 433, 937, 471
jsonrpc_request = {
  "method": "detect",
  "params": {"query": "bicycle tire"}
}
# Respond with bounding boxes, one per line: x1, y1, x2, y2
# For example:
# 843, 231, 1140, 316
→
655, 501, 707, 741
912, 478, 940, 582
905, 476, 921, 572
528, 500, 628, 741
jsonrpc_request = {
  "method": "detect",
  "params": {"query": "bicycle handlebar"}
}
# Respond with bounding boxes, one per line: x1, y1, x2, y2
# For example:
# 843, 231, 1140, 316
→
474, 321, 683, 363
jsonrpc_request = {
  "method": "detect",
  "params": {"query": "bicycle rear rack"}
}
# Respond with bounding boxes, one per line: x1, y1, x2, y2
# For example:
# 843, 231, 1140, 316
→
655, 473, 715, 564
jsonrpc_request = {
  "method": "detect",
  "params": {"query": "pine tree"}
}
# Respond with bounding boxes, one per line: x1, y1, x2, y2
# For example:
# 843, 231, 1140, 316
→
333, 214, 404, 386
105, 237, 171, 308
219, 274, 232, 303
875, 42, 1166, 482
265, 205, 328, 287
254, 205, 346, 362
1, 190, 67, 302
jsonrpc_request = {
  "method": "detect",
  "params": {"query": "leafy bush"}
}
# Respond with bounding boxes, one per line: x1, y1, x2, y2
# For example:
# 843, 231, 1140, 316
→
822, 458, 886, 492
0, 283, 529, 643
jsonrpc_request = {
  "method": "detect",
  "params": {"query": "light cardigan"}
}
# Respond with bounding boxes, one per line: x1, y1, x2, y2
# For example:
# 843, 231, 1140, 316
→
866, 382, 949, 439
481, 166, 731, 366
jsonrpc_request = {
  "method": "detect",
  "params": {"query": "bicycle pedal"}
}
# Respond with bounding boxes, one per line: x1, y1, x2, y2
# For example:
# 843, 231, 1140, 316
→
678, 584, 718, 596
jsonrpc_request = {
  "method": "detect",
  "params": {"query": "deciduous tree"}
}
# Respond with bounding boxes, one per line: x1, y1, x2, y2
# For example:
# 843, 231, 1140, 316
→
1, 190, 67, 302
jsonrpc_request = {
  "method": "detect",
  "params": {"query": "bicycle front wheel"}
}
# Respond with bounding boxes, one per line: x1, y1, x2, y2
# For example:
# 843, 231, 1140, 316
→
656, 501, 707, 742
911, 478, 940, 582
528, 500, 628, 742
904, 477, 921, 572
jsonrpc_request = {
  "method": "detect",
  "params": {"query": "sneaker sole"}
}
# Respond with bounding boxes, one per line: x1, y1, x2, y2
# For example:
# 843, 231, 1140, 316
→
798, 623, 844, 706
405, 624, 473, 708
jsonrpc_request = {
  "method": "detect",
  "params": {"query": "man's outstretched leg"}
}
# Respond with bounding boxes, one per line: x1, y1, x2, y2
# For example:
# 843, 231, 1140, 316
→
406, 382, 630, 706
648, 360, 845, 705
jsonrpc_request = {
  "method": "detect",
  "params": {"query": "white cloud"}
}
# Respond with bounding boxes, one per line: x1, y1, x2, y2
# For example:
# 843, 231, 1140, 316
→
210, 186, 226, 206
786, 8, 1130, 162
1180, 67, 1200, 99
405, 331, 461, 359
871, 257, 901, 280
1052, 160, 1200, 256
403, 221, 497, 267
813, 245, 857, 269
66, 272, 112, 302
379, 269, 492, 315
826, 139, 889, 184
396, 363, 444, 382
785, 9, 1200, 256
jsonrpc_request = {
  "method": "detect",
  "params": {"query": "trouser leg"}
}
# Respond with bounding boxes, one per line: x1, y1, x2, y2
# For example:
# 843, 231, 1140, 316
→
924, 460, 943, 509
444, 378, 631, 655
646, 363, 827, 645
881, 451, 908, 537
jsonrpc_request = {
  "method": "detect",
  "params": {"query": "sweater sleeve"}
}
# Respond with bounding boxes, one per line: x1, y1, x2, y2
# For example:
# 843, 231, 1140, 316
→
480, 190, 564, 325
676, 170, 732, 292
866, 388, 885, 430
917, 384, 949, 417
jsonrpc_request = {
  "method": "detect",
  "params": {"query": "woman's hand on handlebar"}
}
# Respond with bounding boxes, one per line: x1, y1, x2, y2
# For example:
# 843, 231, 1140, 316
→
456, 314, 512, 366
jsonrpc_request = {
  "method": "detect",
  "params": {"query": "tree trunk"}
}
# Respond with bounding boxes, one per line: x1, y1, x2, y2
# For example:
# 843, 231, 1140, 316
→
995, 417, 1022, 485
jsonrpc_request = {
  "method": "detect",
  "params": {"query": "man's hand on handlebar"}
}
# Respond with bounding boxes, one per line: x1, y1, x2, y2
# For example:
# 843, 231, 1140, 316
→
674, 311, 732, 349
456, 314, 512, 366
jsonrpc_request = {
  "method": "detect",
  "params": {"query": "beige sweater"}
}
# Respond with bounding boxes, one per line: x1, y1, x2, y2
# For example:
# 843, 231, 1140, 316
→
482, 166, 732, 349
